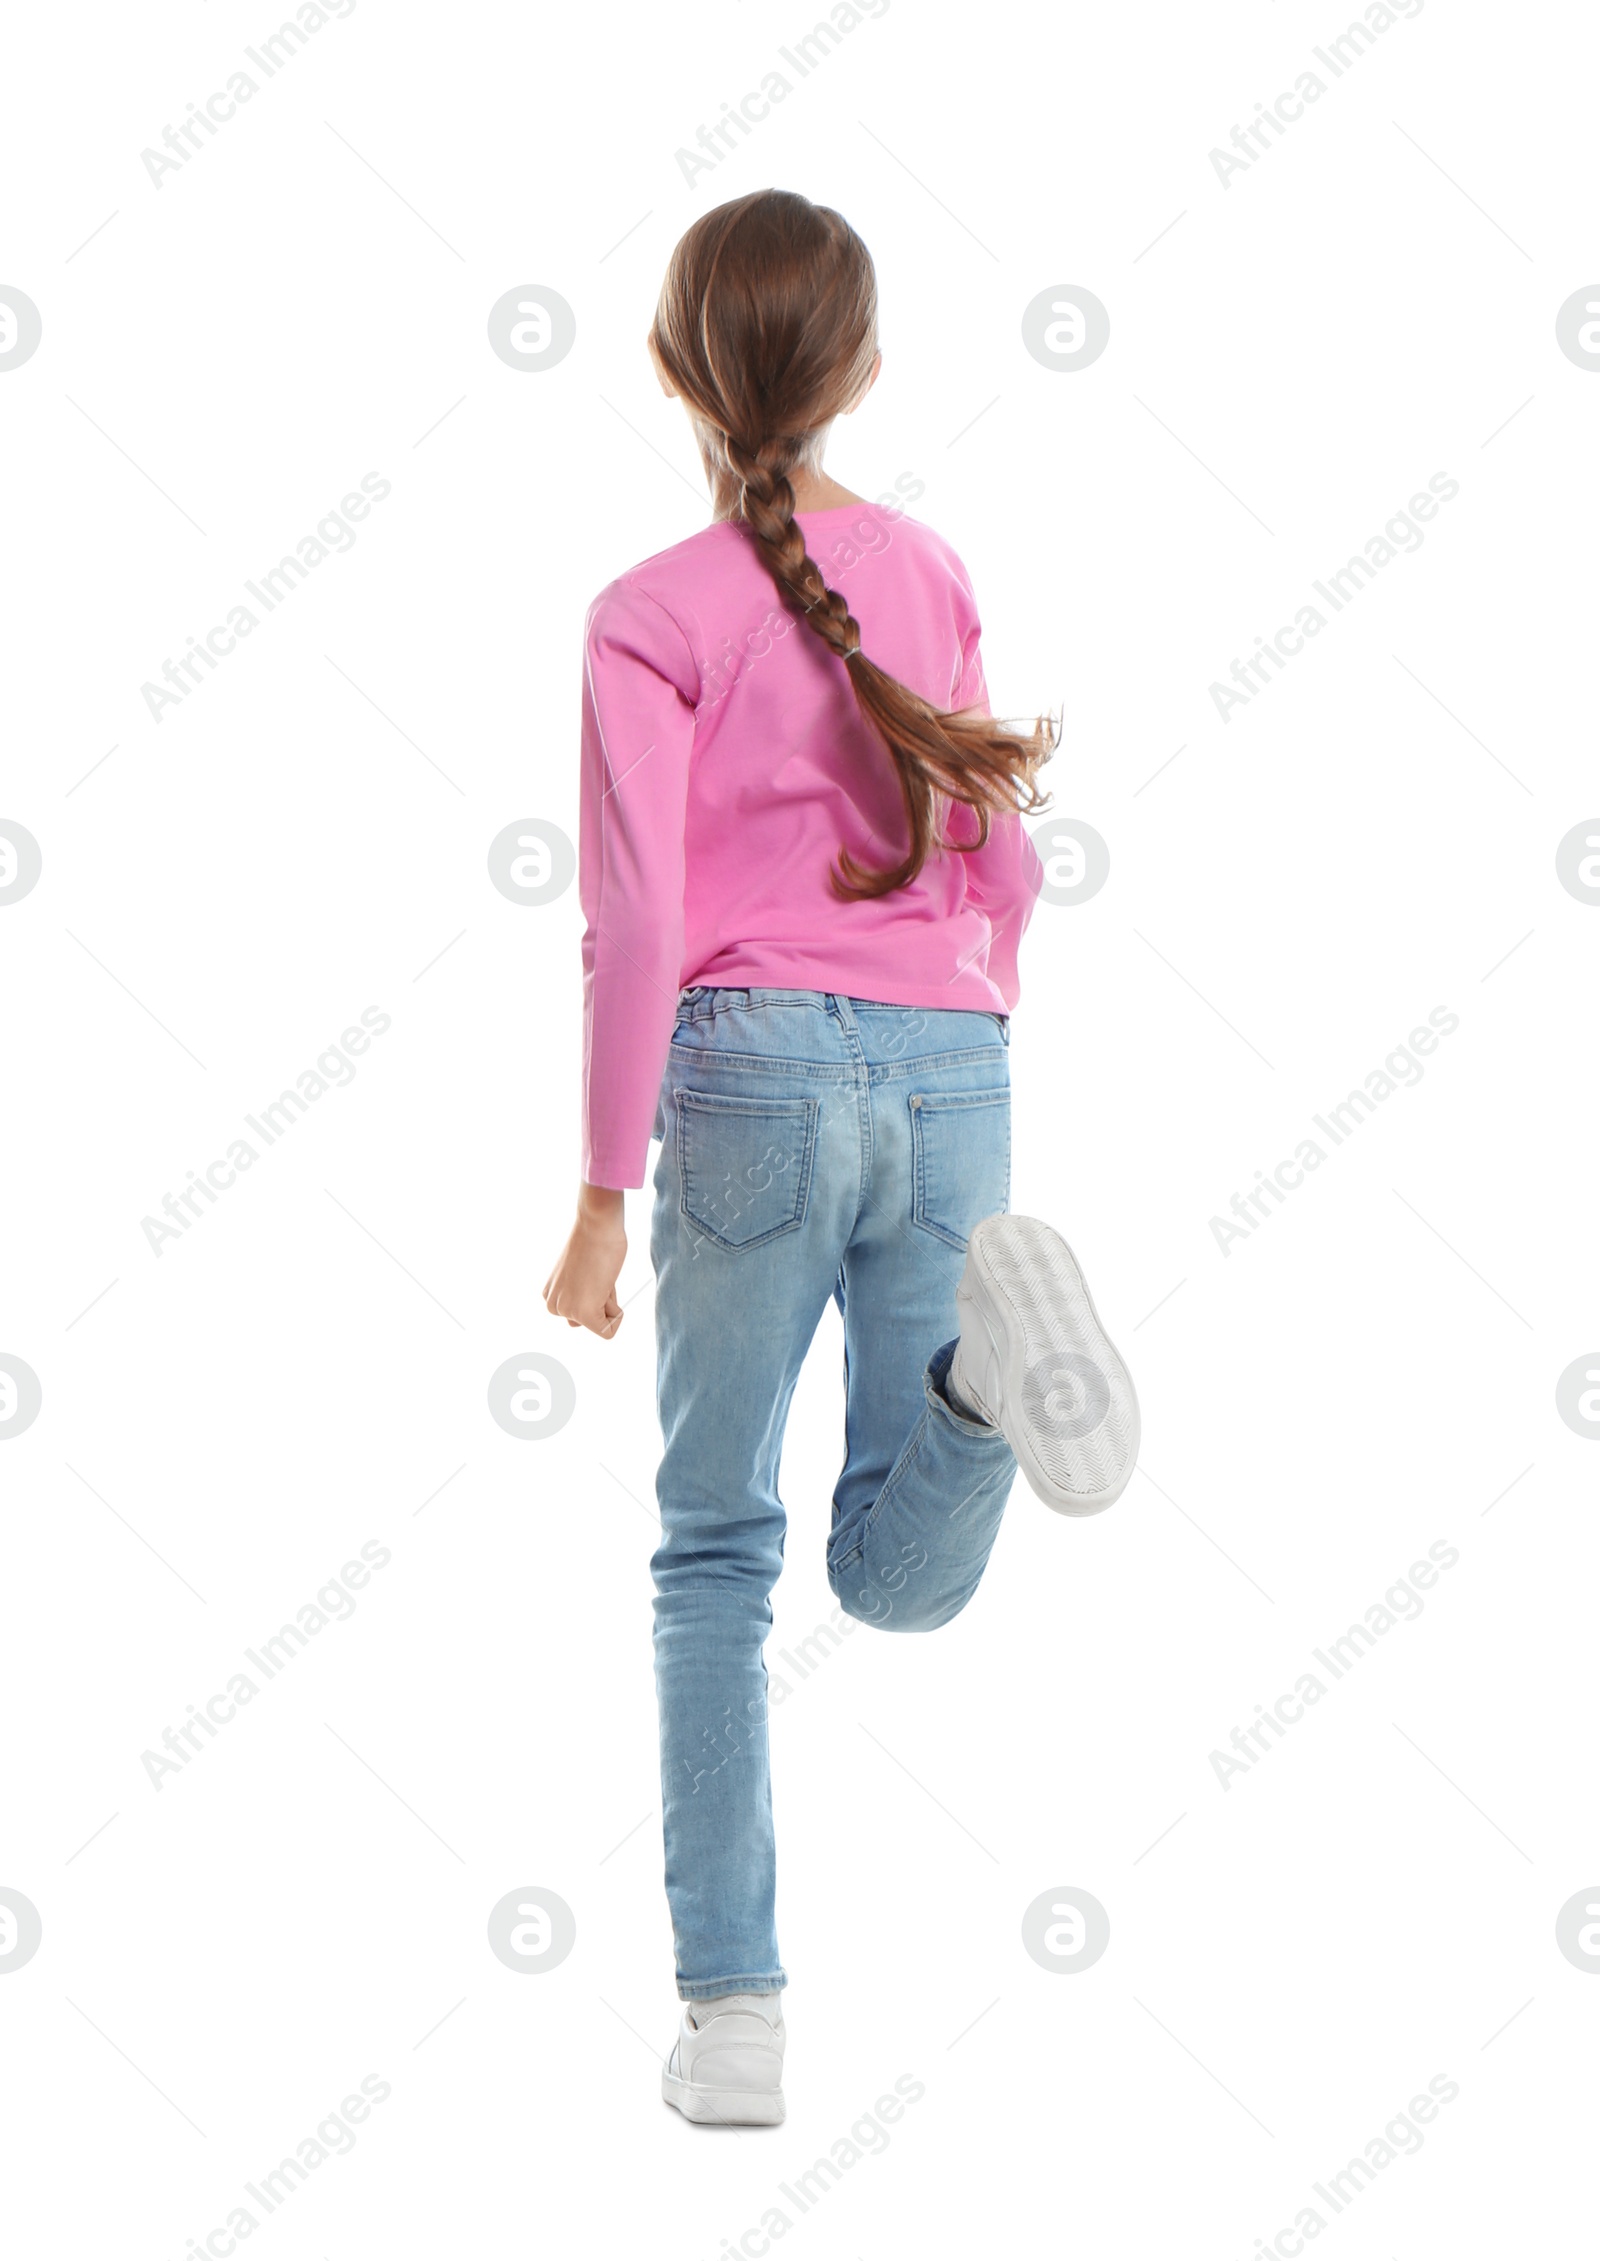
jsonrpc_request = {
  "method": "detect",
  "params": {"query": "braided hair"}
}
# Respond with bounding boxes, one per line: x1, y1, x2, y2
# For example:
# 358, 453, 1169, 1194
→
650, 189, 1057, 901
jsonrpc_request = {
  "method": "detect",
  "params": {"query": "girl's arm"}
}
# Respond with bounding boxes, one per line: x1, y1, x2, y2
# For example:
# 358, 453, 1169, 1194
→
576, 578, 700, 1190
946, 607, 1047, 1001
544, 578, 699, 1339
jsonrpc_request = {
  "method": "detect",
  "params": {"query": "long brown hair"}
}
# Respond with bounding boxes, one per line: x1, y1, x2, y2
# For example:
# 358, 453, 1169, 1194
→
650, 188, 1058, 901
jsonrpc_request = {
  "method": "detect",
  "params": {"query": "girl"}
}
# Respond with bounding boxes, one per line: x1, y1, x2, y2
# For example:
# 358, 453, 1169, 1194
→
542, 188, 1139, 2126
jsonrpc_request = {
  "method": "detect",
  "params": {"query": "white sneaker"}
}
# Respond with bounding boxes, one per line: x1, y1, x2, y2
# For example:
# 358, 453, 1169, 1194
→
949, 1214, 1139, 1515
662, 1993, 786, 2126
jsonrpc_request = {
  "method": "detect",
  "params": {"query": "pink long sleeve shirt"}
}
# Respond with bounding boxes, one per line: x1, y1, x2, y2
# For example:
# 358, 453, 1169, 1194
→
577, 500, 1045, 1189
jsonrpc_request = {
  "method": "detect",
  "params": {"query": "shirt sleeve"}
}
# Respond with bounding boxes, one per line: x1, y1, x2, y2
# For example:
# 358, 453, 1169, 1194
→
577, 577, 700, 1189
945, 573, 1046, 1009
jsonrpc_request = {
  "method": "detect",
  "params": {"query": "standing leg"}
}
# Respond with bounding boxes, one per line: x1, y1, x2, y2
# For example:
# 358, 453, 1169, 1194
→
648, 994, 859, 1998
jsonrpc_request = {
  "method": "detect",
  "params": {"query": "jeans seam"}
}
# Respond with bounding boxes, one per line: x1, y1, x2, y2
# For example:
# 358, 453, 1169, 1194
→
679, 1973, 787, 1999
873, 1045, 1009, 1085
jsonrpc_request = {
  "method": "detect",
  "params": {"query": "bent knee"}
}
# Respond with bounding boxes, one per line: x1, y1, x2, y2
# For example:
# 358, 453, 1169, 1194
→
831, 1569, 976, 1633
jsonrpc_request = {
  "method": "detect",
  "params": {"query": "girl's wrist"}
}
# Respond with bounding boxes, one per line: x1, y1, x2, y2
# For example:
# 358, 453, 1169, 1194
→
578, 1180, 625, 1222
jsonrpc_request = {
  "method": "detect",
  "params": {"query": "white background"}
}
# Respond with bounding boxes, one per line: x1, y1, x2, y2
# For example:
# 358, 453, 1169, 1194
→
3, 0, 1597, 2252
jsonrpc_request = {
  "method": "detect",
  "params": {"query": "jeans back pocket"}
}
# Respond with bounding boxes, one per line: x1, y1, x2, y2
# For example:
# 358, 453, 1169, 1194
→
909, 1087, 1010, 1250
677, 1089, 819, 1251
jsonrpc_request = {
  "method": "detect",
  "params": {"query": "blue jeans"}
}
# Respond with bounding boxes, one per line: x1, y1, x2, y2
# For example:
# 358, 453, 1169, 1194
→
648, 987, 1020, 1999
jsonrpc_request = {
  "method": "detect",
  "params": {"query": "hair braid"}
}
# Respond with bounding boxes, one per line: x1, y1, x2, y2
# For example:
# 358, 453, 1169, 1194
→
723, 434, 863, 663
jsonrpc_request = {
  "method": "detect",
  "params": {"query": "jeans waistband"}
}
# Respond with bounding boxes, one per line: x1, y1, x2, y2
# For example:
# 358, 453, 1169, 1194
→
674, 987, 1008, 1041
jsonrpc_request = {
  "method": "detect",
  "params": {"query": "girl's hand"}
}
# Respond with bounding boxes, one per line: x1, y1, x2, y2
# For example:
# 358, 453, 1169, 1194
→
542, 1184, 627, 1339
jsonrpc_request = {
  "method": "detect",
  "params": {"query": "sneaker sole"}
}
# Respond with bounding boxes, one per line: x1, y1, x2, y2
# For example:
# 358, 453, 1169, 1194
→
662, 2067, 786, 2126
958, 1215, 1140, 1515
